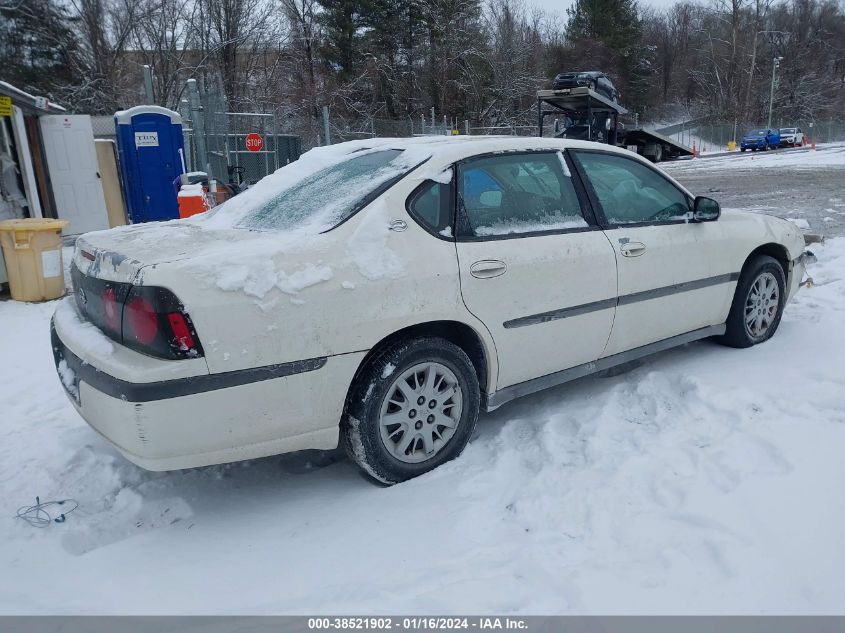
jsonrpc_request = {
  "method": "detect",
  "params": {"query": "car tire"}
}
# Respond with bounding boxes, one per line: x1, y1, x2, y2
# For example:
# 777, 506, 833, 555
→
764, 143, 770, 151
341, 337, 480, 485
718, 255, 786, 349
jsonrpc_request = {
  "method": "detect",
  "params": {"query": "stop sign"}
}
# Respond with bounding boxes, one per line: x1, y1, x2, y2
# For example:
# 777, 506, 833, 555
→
245, 133, 264, 152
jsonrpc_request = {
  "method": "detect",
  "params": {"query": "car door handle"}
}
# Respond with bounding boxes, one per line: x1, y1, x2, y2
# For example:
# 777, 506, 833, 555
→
470, 260, 507, 279
620, 242, 646, 257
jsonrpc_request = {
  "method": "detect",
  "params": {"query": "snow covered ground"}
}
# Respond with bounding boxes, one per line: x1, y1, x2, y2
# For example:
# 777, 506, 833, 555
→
2, 148, 845, 615
665, 142, 845, 171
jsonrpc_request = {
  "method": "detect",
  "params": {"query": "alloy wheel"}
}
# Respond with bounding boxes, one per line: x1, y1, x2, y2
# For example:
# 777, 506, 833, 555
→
378, 362, 463, 464
744, 272, 780, 339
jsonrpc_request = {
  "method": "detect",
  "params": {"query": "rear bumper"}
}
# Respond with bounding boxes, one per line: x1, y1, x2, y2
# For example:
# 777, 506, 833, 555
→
52, 316, 364, 471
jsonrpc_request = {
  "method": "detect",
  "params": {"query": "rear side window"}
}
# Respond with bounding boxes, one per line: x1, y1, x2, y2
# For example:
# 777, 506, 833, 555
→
407, 179, 453, 238
457, 152, 588, 238
571, 151, 690, 224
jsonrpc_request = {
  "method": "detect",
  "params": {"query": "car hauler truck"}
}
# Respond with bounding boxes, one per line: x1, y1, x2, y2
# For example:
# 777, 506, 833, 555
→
537, 86, 694, 162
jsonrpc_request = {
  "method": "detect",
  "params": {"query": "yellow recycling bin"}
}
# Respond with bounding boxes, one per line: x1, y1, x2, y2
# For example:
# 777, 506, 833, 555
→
0, 218, 70, 302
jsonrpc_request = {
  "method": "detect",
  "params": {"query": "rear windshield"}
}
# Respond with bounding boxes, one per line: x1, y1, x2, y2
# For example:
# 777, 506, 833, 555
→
232, 149, 422, 232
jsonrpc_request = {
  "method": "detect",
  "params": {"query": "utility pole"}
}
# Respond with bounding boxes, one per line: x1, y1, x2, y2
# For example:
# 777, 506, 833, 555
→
142, 65, 154, 104
322, 106, 331, 145
186, 79, 209, 177
767, 57, 783, 129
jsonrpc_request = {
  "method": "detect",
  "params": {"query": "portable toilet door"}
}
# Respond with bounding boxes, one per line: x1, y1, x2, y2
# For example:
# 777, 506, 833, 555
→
114, 106, 185, 223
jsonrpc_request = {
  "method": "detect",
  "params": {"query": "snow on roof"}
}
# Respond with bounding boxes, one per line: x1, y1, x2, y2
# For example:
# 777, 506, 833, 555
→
0, 81, 66, 112
194, 135, 643, 233
115, 105, 182, 124
327, 134, 634, 165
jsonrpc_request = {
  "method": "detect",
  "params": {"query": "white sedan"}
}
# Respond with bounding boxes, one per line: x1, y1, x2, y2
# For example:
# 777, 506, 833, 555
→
52, 137, 813, 484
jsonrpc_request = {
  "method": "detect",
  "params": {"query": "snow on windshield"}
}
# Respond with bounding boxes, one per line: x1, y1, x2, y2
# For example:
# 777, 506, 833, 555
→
198, 143, 430, 233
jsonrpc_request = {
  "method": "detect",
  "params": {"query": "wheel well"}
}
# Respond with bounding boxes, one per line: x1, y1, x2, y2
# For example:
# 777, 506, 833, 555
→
744, 243, 790, 279
351, 321, 491, 396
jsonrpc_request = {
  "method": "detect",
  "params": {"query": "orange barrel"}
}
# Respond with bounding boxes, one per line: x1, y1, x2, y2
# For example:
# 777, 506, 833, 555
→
178, 184, 208, 218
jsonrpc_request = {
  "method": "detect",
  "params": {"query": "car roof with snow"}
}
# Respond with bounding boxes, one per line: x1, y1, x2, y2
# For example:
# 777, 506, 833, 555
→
342, 135, 634, 166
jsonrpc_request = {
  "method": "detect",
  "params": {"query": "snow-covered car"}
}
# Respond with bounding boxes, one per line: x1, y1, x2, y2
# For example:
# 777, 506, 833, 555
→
51, 137, 814, 484
779, 127, 807, 147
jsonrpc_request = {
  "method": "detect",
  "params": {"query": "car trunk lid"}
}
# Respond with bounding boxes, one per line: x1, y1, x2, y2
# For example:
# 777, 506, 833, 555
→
72, 223, 222, 284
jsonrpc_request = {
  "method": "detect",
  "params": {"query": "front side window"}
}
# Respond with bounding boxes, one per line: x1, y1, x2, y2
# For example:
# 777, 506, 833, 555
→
457, 152, 588, 237
572, 151, 690, 224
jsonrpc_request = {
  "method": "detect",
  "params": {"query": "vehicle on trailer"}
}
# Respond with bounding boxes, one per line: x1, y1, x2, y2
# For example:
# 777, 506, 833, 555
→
553, 71, 620, 102
52, 137, 814, 484
740, 129, 781, 152
537, 87, 693, 162
779, 127, 807, 148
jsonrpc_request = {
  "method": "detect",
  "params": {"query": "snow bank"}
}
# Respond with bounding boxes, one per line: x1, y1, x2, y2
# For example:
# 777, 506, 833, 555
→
665, 142, 845, 172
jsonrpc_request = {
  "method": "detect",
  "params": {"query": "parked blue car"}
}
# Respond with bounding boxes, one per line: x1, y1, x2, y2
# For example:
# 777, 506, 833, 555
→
740, 129, 780, 152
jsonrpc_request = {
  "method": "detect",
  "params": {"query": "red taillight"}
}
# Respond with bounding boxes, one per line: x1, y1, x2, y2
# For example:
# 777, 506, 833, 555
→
167, 312, 195, 351
102, 287, 120, 331
125, 296, 159, 345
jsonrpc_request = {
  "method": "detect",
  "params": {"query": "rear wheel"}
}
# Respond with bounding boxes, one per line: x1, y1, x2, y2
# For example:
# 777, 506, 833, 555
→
718, 255, 786, 348
341, 337, 480, 485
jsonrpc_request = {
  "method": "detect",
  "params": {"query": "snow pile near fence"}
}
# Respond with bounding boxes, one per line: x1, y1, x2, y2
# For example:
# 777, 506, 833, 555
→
1, 240, 845, 614
666, 142, 845, 172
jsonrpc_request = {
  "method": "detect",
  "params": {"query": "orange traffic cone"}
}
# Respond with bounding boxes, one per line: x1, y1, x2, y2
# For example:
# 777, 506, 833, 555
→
692, 142, 697, 159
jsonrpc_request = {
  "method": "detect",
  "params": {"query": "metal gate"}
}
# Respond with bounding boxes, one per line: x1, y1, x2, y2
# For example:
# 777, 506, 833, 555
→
179, 88, 302, 186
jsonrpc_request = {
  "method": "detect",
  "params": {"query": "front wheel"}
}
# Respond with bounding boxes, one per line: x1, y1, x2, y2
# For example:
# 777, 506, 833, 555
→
718, 255, 786, 348
341, 337, 480, 485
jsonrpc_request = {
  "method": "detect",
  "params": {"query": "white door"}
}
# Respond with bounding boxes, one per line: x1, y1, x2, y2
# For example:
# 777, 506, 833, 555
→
39, 115, 109, 234
453, 150, 618, 392
569, 149, 735, 356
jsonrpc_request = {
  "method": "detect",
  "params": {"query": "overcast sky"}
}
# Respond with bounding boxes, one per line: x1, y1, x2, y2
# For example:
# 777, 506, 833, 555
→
528, 0, 680, 19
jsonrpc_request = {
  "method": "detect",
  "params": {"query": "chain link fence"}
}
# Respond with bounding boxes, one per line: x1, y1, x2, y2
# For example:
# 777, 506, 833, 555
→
655, 118, 845, 152
179, 87, 303, 186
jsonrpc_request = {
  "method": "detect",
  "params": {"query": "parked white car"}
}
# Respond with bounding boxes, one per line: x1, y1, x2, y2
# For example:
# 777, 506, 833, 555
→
779, 127, 807, 147
52, 137, 813, 484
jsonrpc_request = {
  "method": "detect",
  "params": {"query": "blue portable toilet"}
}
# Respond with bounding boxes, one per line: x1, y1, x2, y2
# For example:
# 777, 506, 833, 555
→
114, 106, 185, 223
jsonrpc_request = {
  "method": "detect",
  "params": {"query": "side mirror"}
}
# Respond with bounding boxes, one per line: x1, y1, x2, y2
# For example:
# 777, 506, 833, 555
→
693, 196, 720, 222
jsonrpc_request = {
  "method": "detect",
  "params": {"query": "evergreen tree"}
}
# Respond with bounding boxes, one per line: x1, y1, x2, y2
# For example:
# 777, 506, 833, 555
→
566, 0, 641, 54
0, 0, 79, 99
318, 0, 368, 78
564, 0, 652, 111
